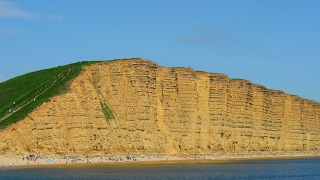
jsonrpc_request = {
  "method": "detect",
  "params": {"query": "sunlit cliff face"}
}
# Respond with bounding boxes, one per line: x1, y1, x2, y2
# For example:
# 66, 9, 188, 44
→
0, 59, 319, 156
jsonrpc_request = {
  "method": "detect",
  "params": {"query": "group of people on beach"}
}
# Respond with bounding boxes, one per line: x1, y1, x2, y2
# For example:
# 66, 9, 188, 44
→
1, 161, 14, 168
26, 154, 38, 165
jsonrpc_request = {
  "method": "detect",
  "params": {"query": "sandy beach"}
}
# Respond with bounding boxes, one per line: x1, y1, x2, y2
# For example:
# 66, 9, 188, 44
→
1, 152, 319, 169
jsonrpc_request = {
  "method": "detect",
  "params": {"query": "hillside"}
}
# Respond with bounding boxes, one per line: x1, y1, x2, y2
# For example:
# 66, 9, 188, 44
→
0, 61, 100, 129
0, 58, 319, 156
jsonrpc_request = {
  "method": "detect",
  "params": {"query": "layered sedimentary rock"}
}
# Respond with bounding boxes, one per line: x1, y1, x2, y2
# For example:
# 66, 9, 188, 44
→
0, 59, 319, 156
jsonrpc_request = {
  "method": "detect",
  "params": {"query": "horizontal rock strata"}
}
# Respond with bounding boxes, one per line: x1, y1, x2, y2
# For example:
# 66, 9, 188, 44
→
0, 59, 319, 156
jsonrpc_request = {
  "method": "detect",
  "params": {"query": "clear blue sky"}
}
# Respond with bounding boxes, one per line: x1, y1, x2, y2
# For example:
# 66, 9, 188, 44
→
1, 0, 319, 102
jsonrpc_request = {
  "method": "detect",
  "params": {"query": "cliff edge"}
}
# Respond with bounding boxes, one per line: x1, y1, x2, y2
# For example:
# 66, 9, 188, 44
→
0, 59, 319, 156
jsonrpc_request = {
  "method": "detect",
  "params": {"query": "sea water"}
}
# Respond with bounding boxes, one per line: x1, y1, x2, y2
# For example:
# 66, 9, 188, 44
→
1, 158, 320, 179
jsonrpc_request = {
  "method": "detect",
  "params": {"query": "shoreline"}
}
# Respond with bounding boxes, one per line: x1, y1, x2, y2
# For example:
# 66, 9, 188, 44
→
1, 153, 320, 169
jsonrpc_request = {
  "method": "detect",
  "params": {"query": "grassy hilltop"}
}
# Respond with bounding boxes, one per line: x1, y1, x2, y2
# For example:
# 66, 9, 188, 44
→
0, 61, 100, 129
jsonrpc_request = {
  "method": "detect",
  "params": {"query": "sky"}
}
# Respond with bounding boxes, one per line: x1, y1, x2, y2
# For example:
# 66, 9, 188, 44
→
0, 0, 319, 102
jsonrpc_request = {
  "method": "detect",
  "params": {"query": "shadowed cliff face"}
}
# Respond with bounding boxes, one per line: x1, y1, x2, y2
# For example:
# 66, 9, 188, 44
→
0, 59, 319, 156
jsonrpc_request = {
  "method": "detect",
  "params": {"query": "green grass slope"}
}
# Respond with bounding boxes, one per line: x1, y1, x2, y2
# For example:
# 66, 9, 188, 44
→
0, 61, 100, 129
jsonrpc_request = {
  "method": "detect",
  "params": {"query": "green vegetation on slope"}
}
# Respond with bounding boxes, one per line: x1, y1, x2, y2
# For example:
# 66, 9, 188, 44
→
100, 102, 115, 120
0, 61, 101, 129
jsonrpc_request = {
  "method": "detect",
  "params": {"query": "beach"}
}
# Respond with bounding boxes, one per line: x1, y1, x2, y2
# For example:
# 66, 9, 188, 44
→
1, 152, 320, 168
1, 155, 320, 180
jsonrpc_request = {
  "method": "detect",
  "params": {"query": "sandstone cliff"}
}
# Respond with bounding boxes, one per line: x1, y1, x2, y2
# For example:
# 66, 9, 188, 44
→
0, 59, 319, 156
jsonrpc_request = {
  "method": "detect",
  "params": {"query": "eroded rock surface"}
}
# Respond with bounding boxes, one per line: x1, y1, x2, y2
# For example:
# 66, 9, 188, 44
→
0, 59, 319, 156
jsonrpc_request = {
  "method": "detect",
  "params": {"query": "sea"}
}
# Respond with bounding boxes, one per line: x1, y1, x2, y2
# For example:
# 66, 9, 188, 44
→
0, 157, 320, 179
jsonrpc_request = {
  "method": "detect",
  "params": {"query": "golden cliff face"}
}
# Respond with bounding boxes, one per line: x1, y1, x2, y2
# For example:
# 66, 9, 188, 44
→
0, 59, 319, 156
